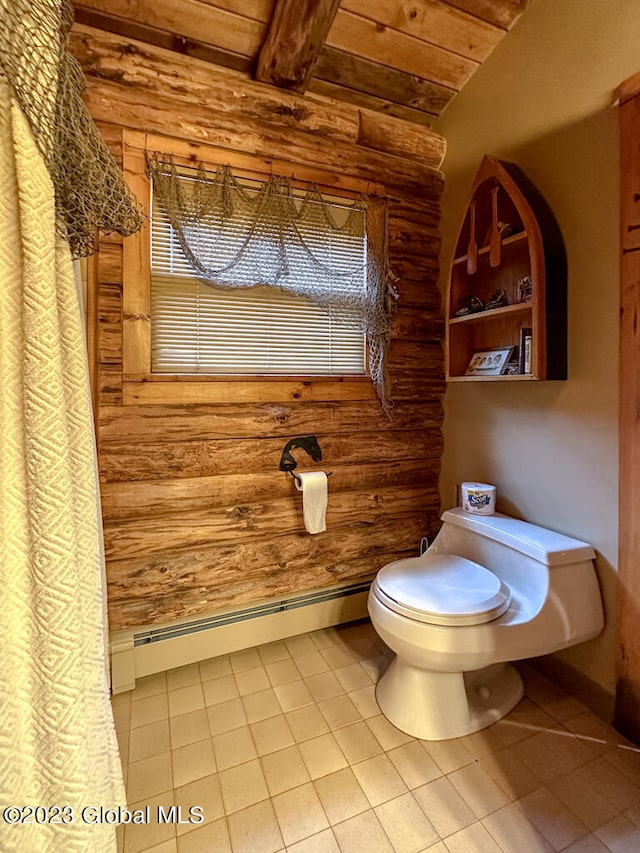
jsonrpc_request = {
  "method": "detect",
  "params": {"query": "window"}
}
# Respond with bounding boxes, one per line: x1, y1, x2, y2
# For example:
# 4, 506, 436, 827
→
150, 168, 367, 376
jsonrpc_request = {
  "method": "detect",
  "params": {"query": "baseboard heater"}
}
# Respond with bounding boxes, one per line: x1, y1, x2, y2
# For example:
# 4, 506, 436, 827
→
110, 580, 371, 693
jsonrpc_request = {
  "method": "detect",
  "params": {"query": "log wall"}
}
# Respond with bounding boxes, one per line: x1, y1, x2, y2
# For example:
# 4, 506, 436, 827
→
70, 25, 446, 632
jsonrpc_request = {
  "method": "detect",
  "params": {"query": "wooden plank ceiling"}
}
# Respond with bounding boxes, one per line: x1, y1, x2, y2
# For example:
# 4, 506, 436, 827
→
72, 0, 530, 126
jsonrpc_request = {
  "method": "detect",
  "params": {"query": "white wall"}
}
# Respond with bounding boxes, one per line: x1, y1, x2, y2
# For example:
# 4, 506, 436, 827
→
435, 0, 640, 694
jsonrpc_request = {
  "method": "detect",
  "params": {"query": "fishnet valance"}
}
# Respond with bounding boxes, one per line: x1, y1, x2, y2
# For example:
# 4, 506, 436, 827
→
0, 0, 142, 257
147, 154, 397, 415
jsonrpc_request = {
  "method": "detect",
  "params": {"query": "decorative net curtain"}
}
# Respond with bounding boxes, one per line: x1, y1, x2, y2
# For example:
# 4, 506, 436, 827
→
148, 155, 397, 415
0, 0, 142, 256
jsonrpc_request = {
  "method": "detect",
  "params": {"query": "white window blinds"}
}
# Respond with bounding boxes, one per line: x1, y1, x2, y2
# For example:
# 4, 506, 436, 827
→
150, 174, 367, 376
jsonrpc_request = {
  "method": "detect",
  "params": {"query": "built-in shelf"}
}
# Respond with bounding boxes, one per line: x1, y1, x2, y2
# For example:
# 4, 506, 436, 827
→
446, 155, 567, 382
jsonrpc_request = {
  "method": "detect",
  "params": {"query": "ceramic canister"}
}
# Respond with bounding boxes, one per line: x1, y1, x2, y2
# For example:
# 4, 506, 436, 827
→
461, 482, 496, 515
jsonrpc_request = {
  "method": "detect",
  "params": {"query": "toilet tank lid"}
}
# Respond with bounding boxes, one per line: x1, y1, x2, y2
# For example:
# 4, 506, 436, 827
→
441, 508, 596, 566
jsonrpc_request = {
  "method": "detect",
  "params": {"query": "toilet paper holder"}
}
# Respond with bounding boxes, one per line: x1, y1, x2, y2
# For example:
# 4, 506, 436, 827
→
279, 436, 332, 482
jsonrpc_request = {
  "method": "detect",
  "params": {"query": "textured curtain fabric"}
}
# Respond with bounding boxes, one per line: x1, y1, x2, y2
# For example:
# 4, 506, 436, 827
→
0, 79, 124, 852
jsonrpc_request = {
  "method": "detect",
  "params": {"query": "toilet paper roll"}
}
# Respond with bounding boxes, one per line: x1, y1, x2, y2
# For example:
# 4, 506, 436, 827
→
295, 471, 328, 534
461, 482, 496, 515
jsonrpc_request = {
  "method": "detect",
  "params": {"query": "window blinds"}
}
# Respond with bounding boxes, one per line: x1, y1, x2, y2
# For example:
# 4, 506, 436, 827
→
150, 176, 367, 376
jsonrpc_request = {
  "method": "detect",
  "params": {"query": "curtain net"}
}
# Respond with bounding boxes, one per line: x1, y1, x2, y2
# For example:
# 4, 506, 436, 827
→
148, 155, 397, 415
0, 0, 142, 257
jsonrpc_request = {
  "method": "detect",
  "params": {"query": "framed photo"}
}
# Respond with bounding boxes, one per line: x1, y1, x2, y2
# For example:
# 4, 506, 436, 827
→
518, 327, 532, 374
465, 345, 517, 376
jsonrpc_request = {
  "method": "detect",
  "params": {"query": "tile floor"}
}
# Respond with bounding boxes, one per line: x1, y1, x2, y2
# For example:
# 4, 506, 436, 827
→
112, 620, 640, 853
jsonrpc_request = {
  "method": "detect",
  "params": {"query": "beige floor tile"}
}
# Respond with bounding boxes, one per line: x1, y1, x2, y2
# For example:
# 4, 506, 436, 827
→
261, 745, 311, 795
112, 694, 132, 733
257, 640, 291, 665
176, 816, 231, 852
306, 671, 345, 702
575, 755, 640, 811
313, 767, 369, 824
332, 809, 394, 853
172, 738, 216, 788
274, 679, 314, 712
348, 685, 380, 719
295, 651, 331, 678
594, 815, 640, 853
549, 769, 619, 831
242, 687, 282, 723
202, 675, 239, 707
168, 684, 205, 718
207, 698, 247, 736
447, 762, 510, 818
365, 714, 413, 751
537, 727, 597, 772
478, 745, 540, 800
299, 732, 348, 779
333, 721, 383, 764
174, 773, 224, 832
444, 820, 503, 853
424, 737, 473, 775
413, 777, 475, 838
116, 726, 130, 768
170, 709, 211, 750
516, 786, 589, 850
219, 759, 269, 814
564, 712, 627, 754
375, 792, 438, 853
130, 693, 169, 729
167, 663, 201, 692
352, 754, 408, 807
317, 694, 361, 729
199, 655, 232, 682
482, 803, 553, 853
131, 672, 168, 701
286, 704, 330, 743
603, 741, 640, 786
286, 827, 340, 852
319, 644, 357, 670
250, 714, 295, 756
535, 687, 587, 723
509, 733, 571, 783
626, 801, 640, 827
359, 654, 391, 683
227, 799, 284, 853
229, 647, 262, 673
285, 634, 317, 658
235, 665, 271, 697
387, 741, 443, 790
560, 835, 611, 853
123, 791, 177, 853
126, 751, 173, 802
129, 719, 171, 763
333, 663, 373, 692
272, 782, 329, 846
266, 659, 302, 687
213, 725, 257, 770
135, 839, 176, 853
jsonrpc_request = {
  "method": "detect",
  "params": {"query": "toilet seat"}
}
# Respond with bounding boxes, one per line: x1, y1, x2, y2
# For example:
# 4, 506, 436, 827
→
373, 553, 511, 626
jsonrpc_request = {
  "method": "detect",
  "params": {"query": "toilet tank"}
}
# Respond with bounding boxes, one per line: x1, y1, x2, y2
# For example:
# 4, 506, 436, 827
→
430, 508, 603, 641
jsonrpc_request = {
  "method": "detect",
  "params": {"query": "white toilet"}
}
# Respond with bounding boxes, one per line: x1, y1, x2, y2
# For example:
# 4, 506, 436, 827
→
368, 508, 604, 741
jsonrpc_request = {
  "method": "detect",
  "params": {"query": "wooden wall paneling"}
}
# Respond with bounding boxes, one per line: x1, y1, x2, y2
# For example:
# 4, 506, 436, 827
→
78, 29, 445, 631
444, 0, 530, 30
616, 78, 640, 743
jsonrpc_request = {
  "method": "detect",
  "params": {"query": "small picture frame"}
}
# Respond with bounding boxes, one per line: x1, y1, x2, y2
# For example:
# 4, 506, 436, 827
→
465, 345, 517, 376
519, 327, 533, 374
517, 276, 532, 303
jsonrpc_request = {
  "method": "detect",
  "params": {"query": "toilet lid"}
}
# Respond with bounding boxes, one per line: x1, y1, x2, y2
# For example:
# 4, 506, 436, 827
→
374, 553, 511, 626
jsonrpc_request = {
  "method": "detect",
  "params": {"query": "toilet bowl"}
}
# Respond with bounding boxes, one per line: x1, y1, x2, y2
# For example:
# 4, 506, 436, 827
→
368, 508, 604, 741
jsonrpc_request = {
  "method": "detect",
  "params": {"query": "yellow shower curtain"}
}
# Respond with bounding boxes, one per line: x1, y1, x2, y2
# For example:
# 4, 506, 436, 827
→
0, 79, 124, 851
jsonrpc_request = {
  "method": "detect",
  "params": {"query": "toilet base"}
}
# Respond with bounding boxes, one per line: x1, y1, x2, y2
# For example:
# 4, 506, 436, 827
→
375, 658, 524, 741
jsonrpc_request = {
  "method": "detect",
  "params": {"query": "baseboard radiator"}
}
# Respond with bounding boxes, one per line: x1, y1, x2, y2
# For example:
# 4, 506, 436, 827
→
110, 581, 371, 694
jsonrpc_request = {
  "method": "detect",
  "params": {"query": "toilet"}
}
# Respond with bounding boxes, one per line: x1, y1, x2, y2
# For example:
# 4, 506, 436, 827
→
368, 508, 604, 741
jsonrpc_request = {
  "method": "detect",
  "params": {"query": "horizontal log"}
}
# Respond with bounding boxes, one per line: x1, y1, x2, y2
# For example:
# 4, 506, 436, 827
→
389, 371, 446, 401
307, 79, 435, 127
394, 278, 442, 311
102, 485, 439, 559
98, 400, 441, 444
388, 340, 445, 371
99, 425, 443, 483
121, 377, 377, 406
390, 308, 445, 340
106, 512, 437, 622
70, 25, 360, 144
358, 110, 445, 166
101, 458, 439, 521
388, 217, 441, 256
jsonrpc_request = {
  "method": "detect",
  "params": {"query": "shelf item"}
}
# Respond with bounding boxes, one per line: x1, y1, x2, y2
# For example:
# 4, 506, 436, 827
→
446, 155, 567, 382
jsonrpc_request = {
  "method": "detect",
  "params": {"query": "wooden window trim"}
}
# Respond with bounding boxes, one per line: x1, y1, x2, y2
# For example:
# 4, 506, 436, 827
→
121, 130, 382, 406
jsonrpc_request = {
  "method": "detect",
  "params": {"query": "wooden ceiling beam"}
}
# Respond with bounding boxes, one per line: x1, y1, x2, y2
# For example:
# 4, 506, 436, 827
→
255, 0, 341, 92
